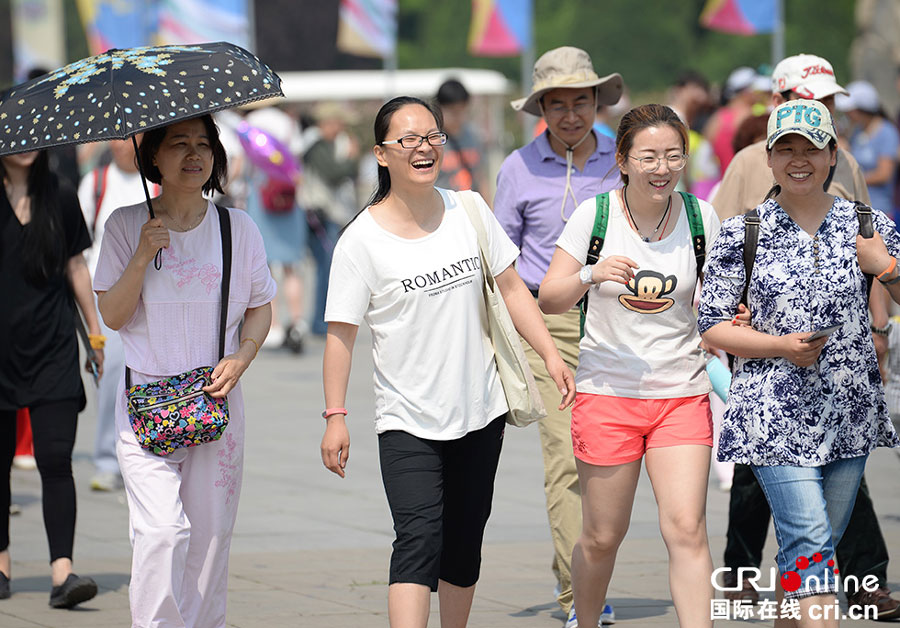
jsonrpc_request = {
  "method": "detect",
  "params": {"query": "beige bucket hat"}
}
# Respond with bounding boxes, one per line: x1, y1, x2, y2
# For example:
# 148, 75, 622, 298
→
511, 46, 624, 116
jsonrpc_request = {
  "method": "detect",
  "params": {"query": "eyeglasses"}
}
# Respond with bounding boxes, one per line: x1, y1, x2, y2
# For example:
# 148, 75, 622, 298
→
628, 154, 688, 173
381, 132, 447, 149
545, 101, 595, 118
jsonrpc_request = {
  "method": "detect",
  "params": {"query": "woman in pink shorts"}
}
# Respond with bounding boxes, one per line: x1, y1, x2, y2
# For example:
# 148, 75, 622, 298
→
540, 104, 726, 627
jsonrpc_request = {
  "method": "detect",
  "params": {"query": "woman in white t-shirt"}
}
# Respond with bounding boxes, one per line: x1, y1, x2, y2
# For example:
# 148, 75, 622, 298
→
540, 104, 722, 627
321, 96, 575, 628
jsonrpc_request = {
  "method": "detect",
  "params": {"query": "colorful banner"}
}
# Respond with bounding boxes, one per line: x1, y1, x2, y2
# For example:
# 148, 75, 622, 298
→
468, 0, 532, 57
11, 0, 66, 81
700, 0, 776, 35
76, 0, 156, 55
336, 0, 398, 58
157, 0, 250, 49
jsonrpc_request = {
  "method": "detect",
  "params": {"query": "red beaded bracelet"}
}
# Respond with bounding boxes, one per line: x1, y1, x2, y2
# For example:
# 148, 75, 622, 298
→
322, 408, 348, 419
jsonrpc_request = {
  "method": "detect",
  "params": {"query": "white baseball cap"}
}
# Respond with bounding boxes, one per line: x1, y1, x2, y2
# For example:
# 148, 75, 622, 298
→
724, 66, 758, 98
766, 99, 838, 150
835, 80, 881, 113
771, 54, 848, 100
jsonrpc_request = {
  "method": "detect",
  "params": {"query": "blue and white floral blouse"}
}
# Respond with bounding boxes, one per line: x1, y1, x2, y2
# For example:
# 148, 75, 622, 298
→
698, 197, 900, 466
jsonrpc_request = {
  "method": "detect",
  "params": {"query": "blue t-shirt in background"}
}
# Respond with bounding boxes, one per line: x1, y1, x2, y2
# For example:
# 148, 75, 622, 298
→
849, 119, 899, 218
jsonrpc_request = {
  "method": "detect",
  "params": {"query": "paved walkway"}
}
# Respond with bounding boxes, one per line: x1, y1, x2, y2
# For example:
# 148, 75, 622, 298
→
2, 334, 898, 626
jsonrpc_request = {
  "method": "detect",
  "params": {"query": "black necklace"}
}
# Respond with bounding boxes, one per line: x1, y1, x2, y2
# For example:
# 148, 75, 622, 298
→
623, 186, 670, 242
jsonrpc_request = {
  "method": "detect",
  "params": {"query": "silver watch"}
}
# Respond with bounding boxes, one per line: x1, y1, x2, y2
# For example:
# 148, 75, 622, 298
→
579, 264, 595, 285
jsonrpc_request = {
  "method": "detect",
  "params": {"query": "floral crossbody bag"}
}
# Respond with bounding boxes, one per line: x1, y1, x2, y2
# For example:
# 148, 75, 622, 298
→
124, 204, 232, 456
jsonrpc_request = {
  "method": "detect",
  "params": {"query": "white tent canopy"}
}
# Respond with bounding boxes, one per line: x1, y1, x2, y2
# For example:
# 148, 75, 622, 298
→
276, 68, 511, 102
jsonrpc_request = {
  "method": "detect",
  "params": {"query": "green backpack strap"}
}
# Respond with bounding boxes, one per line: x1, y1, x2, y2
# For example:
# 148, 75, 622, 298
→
679, 191, 706, 281
579, 192, 610, 338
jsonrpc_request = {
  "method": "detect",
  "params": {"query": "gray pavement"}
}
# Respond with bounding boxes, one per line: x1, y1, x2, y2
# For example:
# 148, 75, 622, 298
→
2, 332, 899, 627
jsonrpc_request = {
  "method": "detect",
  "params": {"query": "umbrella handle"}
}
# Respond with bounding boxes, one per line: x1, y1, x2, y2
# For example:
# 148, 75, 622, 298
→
131, 135, 163, 270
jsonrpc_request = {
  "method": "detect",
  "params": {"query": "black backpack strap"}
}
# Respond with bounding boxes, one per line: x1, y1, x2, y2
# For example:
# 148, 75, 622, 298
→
855, 201, 875, 302
580, 192, 610, 337
679, 191, 706, 282
126, 204, 232, 389
742, 208, 760, 307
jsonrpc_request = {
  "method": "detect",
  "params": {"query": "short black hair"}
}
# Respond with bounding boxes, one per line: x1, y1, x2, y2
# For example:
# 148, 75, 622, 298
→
137, 114, 227, 195
436, 79, 470, 106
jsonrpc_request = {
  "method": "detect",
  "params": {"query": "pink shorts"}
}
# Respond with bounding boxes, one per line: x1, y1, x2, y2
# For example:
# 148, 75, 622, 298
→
571, 393, 713, 466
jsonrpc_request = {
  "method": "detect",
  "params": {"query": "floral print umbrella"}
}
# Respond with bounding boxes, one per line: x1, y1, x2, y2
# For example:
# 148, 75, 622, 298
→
0, 41, 282, 156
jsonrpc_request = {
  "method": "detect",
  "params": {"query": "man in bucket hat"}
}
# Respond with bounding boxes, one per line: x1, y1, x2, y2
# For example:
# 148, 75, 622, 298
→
712, 54, 900, 621
494, 46, 622, 626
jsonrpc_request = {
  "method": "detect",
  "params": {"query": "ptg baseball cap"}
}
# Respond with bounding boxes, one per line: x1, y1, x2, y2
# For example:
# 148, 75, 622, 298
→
771, 54, 848, 100
766, 99, 838, 150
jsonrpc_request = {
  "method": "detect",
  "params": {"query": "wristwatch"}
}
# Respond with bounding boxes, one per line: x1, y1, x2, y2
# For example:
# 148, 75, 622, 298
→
579, 264, 595, 285
871, 323, 891, 337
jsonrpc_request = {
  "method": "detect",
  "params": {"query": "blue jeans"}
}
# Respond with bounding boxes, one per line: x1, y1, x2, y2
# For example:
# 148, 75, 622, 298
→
751, 455, 867, 600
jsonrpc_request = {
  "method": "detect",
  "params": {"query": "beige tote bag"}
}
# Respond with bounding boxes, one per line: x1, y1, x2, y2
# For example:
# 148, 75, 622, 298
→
458, 190, 546, 427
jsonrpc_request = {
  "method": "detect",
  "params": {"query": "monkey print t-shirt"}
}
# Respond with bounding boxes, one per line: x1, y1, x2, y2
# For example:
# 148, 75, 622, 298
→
325, 188, 520, 440
556, 191, 721, 399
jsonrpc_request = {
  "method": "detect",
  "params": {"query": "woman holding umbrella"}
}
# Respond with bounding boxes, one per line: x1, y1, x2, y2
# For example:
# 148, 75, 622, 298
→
0, 148, 102, 607
94, 114, 276, 626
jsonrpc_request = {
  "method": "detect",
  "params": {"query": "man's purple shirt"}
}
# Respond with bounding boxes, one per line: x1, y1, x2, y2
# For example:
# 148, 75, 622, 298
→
493, 130, 621, 290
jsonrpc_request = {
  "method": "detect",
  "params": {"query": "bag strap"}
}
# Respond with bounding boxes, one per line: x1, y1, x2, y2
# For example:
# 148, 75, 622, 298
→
855, 201, 875, 302
741, 208, 761, 307
579, 192, 610, 337
457, 190, 494, 289
215, 204, 232, 360
740, 203, 875, 310
126, 204, 232, 389
679, 191, 706, 282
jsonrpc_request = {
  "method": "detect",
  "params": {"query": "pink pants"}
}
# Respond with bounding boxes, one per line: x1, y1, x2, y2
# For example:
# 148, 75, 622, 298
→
116, 372, 245, 628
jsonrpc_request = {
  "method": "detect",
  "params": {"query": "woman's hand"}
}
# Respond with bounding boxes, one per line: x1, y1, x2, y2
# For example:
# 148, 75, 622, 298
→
544, 355, 576, 410
203, 352, 251, 398
321, 415, 350, 478
136, 217, 169, 267
856, 231, 894, 276
85, 348, 104, 380
732, 303, 752, 327
779, 332, 828, 367
592, 255, 639, 285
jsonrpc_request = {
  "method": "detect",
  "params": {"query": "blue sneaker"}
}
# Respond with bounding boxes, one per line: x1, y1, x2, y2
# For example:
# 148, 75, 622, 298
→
601, 603, 616, 625
566, 605, 616, 627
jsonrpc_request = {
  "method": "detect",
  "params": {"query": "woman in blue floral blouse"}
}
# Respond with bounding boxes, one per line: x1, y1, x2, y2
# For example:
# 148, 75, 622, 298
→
699, 99, 900, 624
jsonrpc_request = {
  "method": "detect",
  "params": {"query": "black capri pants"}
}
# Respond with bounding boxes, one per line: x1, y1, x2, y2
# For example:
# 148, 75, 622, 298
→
378, 415, 505, 590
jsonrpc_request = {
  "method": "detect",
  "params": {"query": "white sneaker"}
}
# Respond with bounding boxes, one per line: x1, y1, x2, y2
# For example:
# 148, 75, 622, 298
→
263, 325, 285, 348
600, 604, 616, 625
567, 605, 616, 627
12, 454, 36, 470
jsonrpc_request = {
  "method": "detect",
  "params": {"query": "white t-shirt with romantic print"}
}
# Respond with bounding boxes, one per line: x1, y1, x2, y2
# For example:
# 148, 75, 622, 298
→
93, 201, 277, 378
325, 188, 520, 440
556, 191, 721, 399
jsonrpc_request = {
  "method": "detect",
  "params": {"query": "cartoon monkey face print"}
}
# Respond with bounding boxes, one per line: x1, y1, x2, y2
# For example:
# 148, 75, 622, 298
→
618, 270, 677, 314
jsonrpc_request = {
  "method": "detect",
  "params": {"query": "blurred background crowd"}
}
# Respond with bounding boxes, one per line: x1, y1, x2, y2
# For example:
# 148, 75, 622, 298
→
3, 0, 900, 480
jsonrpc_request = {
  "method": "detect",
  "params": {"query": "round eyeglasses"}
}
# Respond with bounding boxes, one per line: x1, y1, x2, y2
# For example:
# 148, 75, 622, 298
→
628, 154, 688, 173
381, 132, 448, 149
